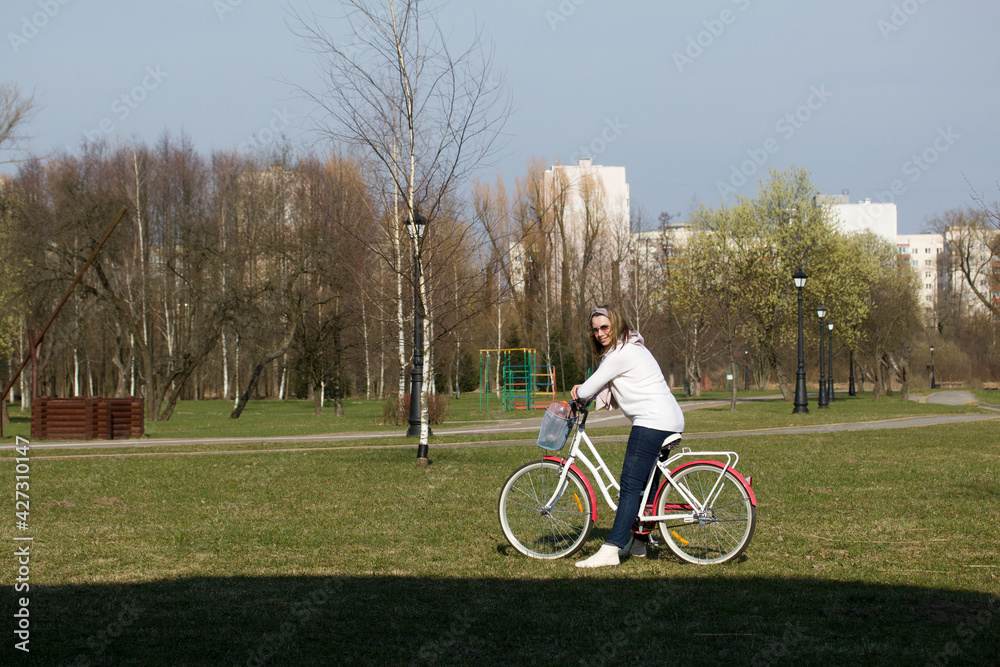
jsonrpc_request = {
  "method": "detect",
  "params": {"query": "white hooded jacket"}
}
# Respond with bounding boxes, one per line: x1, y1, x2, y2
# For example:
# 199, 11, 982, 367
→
576, 332, 684, 432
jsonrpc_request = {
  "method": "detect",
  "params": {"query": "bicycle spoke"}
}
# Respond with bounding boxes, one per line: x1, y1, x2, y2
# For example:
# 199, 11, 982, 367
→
499, 461, 593, 559
711, 497, 750, 512
657, 464, 755, 565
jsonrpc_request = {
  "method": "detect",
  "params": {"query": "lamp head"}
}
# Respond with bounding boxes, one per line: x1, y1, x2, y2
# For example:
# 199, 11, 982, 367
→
792, 268, 808, 289
816, 305, 827, 319
406, 209, 427, 238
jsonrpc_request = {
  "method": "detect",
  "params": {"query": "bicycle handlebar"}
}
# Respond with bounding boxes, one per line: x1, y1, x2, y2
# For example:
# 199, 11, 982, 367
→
571, 398, 590, 429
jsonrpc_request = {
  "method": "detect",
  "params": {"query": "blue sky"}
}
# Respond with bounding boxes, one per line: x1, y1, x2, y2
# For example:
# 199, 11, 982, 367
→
3, 0, 998, 233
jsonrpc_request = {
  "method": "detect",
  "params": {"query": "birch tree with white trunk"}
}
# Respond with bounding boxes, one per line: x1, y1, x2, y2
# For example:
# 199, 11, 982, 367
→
291, 0, 510, 462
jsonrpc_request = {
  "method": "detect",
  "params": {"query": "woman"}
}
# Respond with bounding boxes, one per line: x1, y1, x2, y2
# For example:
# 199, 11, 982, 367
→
570, 305, 684, 568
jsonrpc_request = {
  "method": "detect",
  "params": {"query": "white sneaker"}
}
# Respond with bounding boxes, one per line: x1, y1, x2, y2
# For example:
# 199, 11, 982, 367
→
618, 536, 647, 558
575, 543, 620, 568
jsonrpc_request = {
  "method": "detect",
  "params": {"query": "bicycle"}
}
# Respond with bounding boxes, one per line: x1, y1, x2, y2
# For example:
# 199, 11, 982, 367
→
497, 400, 757, 565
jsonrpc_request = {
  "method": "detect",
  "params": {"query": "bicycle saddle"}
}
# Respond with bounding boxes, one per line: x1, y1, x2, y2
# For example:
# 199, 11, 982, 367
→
660, 432, 682, 451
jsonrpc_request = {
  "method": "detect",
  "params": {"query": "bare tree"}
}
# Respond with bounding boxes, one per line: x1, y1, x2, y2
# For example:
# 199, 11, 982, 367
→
933, 205, 999, 321
856, 253, 922, 400
80, 134, 226, 421
299, 155, 372, 416
623, 206, 653, 334
227, 158, 300, 419
0, 83, 39, 163
475, 174, 520, 383
511, 157, 565, 366
659, 226, 713, 398
290, 0, 510, 460
0, 159, 29, 424
573, 171, 608, 357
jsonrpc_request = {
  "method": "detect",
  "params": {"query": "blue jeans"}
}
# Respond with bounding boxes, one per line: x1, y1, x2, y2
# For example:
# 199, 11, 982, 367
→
606, 426, 677, 548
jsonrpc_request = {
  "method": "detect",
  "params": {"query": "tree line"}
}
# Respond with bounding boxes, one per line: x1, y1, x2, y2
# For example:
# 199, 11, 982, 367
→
0, 135, 504, 421
4, 150, 996, 422
669, 167, 925, 406
470, 164, 949, 406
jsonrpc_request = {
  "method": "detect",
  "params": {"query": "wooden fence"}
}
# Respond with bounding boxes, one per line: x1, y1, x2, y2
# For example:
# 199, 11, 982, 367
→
30, 397, 144, 440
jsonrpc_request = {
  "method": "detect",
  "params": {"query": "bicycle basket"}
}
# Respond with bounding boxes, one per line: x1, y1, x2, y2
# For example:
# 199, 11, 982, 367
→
536, 402, 576, 451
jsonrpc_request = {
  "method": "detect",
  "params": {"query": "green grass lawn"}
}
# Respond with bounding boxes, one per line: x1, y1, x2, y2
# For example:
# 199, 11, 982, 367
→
0, 394, 523, 443
1, 395, 998, 665
974, 388, 1000, 405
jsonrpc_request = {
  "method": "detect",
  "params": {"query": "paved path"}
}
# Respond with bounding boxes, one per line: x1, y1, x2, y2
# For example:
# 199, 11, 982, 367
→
911, 390, 979, 405
4, 393, 997, 453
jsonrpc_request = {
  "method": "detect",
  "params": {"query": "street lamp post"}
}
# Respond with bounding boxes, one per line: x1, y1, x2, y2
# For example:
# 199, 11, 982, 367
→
743, 350, 749, 391
793, 269, 809, 414
849, 344, 857, 396
827, 321, 835, 402
816, 305, 828, 409
930, 345, 936, 389
405, 211, 428, 462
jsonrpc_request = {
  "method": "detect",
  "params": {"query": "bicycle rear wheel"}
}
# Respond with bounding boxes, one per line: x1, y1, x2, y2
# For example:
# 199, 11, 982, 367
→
656, 463, 755, 565
498, 460, 593, 559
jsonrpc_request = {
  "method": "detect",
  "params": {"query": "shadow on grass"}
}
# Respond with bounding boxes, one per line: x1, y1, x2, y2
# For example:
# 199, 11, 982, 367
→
8, 575, 998, 665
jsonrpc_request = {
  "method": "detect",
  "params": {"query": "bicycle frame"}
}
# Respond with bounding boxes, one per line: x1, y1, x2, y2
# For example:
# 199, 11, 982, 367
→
542, 419, 747, 526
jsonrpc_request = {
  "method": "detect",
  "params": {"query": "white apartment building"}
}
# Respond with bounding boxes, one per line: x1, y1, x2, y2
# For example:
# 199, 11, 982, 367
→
818, 193, 898, 243
511, 158, 630, 297
543, 158, 630, 238
897, 233, 945, 322
630, 222, 692, 273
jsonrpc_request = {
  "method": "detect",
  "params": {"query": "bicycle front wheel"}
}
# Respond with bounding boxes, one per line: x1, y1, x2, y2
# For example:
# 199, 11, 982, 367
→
657, 463, 756, 565
498, 460, 593, 559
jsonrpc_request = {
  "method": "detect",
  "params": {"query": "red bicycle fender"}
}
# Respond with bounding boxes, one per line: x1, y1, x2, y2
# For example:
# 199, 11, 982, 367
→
542, 455, 599, 522
653, 459, 757, 508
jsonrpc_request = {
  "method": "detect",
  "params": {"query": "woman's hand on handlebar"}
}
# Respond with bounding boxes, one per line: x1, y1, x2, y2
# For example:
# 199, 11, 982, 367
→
569, 386, 590, 410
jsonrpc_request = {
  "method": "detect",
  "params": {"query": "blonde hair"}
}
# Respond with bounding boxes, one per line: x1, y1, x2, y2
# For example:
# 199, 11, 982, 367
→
588, 305, 632, 360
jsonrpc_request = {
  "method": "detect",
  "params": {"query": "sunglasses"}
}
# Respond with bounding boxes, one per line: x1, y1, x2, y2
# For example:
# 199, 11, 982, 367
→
591, 324, 611, 334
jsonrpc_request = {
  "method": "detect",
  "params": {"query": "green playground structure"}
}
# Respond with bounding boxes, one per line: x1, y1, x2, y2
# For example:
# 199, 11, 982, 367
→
478, 348, 557, 412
